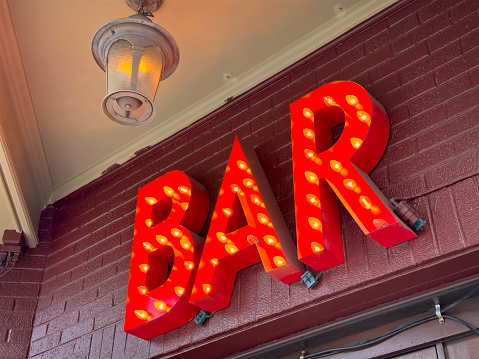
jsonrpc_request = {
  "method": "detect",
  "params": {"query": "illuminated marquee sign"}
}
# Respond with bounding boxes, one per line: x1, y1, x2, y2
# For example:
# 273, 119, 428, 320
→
124, 81, 417, 339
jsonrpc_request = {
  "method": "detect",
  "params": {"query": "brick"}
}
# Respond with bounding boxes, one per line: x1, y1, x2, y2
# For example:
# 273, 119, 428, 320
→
435, 47, 479, 84
60, 319, 93, 344
451, 177, 479, 247
29, 332, 60, 356
0, 297, 14, 312
0, 343, 29, 358
79, 294, 113, 322
65, 287, 99, 312
100, 325, 115, 358
7, 328, 32, 344
14, 297, 37, 312
31, 324, 48, 342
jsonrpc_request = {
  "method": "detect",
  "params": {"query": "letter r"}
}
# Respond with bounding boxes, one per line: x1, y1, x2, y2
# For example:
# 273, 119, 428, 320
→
290, 81, 416, 271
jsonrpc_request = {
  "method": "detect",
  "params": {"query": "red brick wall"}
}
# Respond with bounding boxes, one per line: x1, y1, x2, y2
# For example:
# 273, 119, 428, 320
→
25, 0, 479, 358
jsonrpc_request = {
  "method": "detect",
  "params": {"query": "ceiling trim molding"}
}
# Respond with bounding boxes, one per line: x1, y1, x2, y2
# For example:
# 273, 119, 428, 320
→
0, 0, 54, 246
50, 0, 399, 203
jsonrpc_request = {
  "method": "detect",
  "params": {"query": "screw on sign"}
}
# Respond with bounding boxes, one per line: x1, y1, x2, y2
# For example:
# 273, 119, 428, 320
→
124, 81, 417, 339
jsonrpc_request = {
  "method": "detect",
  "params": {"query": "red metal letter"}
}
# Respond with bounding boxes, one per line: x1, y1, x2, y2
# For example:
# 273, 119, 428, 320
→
124, 171, 209, 339
290, 81, 416, 271
190, 137, 305, 312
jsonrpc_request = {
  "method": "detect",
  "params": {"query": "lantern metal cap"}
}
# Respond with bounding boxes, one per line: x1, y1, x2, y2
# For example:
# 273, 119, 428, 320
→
91, 14, 179, 80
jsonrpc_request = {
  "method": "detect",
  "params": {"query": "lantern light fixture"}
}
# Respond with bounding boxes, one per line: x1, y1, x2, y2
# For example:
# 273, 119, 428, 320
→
92, 0, 179, 126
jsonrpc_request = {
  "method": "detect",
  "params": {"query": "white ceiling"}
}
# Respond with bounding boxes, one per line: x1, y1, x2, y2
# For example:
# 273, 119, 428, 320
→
0, 0, 396, 246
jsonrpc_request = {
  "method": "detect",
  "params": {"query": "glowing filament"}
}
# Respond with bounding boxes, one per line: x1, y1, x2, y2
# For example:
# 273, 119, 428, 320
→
222, 208, 232, 217
303, 128, 315, 140
137, 286, 148, 295
180, 239, 192, 250
303, 108, 314, 119
203, 284, 212, 294
178, 186, 191, 196
308, 217, 322, 231
237, 160, 248, 170
306, 194, 320, 207
174, 286, 185, 296
357, 111, 371, 123
230, 184, 240, 193
351, 138, 363, 149
154, 302, 170, 312
311, 242, 324, 253
343, 179, 357, 190
330, 160, 343, 172
139, 264, 150, 273
225, 244, 238, 254
134, 310, 149, 320
184, 261, 195, 270
359, 195, 372, 209
304, 149, 316, 160
145, 197, 157, 205
257, 213, 269, 225
210, 258, 219, 267
163, 186, 174, 197
264, 235, 278, 246
156, 235, 168, 245
243, 178, 255, 188
180, 202, 189, 211
305, 171, 318, 184
145, 219, 153, 227
171, 228, 183, 238
216, 232, 229, 243
142, 242, 155, 252
273, 256, 286, 267
346, 95, 358, 105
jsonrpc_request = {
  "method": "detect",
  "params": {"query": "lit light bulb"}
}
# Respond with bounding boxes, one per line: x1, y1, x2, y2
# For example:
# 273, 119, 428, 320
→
180, 239, 192, 250
330, 160, 343, 172
237, 160, 248, 170
357, 111, 371, 124
225, 244, 238, 254
257, 213, 269, 225
308, 217, 322, 231
250, 194, 262, 205
304, 149, 316, 160
345, 95, 358, 105
351, 137, 363, 149
145, 197, 157, 205
203, 284, 212, 294
139, 264, 150, 273
174, 286, 185, 296
145, 219, 153, 227
311, 242, 324, 253
303, 128, 315, 140
163, 186, 174, 197
306, 194, 320, 207
134, 310, 149, 320
305, 171, 318, 184
243, 178, 254, 188
303, 108, 314, 119
171, 228, 183, 238
323, 96, 336, 106
273, 256, 286, 267
216, 232, 228, 243
154, 302, 169, 312
184, 261, 195, 270
137, 286, 148, 295
210, 258, 219, 267
142, 242, 155, 252
230, 184, 240, 193
178, 186, 191, 196
264, 235, 278, 246
180, 202, 189, 211
156, 235, 168, 245
222, 208, 232, 217
359, 195, 372, 209
343, 179, 357, 190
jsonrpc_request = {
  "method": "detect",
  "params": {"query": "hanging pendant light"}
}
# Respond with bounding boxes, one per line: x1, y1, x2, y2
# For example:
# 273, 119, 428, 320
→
92, 0, 179, 126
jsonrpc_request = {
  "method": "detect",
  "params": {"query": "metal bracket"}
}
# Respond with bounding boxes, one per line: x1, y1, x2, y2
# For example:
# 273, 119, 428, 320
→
435, 303, 445, 324
194, 309, 212, 326
301, 271, 322, 289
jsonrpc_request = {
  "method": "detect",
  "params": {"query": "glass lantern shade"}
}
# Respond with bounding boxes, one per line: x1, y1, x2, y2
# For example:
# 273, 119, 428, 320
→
92, 14, 179, 126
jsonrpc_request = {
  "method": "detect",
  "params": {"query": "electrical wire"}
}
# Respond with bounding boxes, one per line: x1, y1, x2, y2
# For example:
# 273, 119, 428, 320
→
302, 282, 479, 359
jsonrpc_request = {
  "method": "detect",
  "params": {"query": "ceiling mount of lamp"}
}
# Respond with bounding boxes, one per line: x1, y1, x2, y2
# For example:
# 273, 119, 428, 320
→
92, 0, 179, 126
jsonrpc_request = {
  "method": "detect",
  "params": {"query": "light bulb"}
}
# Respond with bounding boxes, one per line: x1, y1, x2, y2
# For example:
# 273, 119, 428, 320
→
311, 242, 324, 253
222, 208, 232, 217
264, 235, 278, 246
359, 195, 372, 209
154, 302, 169, 312
305, 171, 318, 184
139, 264, 150, 273
257, 213, 269, 225
308, 217, 322, 231
145, 197, 157, 205
156, 235, 168, 245
178, 186, 191, 195
216, 232, 229, 243
273, 256, 286, 267
174, 286, 185, 296
345, 95, 358, 105
171, 228, 183, 238
237, 160, 248, 170
180, 239, 192, 250
184, 261, 195, 270
203, 284, 212, 294
163, 186, 174, 197
303, 128, 315, 140
137, 286, 148, 295
225, 244, 238, 254
343, 179, 357, 190
303, 108, 314, 119
351, 137, 363, 149
134, 310, 149, 320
